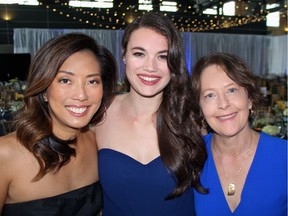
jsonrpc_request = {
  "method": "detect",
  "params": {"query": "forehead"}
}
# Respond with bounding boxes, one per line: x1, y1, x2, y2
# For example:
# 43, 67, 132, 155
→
61, 50, 98, 65
57, 50, 101, 75
128, 28, 168, 48
200, 64, 234, 87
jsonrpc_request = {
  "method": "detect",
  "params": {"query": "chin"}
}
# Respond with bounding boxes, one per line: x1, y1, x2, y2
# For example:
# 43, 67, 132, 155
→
68, 121, 90, 130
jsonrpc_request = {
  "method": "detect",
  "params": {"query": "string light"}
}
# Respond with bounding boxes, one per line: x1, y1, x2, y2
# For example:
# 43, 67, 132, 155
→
37, 0, 287, 32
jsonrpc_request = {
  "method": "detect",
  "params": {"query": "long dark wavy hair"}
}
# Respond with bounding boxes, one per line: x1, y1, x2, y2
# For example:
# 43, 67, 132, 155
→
190, 52, 263, 130
14, 33, 117, 181
122, 12, 208, 198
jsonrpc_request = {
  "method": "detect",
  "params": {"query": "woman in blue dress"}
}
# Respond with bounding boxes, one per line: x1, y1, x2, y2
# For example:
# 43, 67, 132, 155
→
0, 33, 117, 215
191, 52, 287, 215
91, 12, 208, 216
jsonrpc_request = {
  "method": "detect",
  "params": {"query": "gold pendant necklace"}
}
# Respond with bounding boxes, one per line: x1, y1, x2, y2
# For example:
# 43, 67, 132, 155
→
213, 133, 253, 196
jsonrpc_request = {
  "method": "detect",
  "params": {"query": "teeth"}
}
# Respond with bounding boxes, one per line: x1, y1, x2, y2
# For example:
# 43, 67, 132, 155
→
139, 75, 159, 82
66, 107, 87, 114
218, 113, 236, 120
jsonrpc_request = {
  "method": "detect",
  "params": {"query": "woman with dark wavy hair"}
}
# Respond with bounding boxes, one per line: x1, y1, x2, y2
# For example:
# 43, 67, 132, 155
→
91, 12, 207, 215
191, 52, 287, 215
0, 33, 117, 215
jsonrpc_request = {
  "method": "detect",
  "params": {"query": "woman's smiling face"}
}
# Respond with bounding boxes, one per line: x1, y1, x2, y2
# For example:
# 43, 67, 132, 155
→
199, 64, 252, 137
44, 50, 103, 136
123, 27, 171, 98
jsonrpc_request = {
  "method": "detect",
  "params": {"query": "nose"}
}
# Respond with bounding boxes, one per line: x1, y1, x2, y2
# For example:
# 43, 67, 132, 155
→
143, 57, 157, 72
72, 83, 88, 101
217, 94, 230, 109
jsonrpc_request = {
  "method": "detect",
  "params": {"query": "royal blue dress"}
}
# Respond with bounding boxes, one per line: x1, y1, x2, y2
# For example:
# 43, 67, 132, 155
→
194, 132, 287, 216
98, 149, 195, 216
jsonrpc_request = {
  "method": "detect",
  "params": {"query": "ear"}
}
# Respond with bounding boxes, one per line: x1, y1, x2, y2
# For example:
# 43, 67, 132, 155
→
122, 48, 126, 64
248, 98, 253, 110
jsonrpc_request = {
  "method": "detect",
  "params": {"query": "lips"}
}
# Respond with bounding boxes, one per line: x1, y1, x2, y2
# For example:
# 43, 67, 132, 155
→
138, 75, 160, 82
66, 106, 88, 114
138, 75, 161, 86
217, 112, 237, 121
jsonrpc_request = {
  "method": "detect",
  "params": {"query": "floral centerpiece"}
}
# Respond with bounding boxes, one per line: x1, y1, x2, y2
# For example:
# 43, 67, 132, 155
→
252, 100, 287, 138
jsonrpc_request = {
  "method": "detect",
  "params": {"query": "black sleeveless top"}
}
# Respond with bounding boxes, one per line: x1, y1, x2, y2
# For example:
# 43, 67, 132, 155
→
1, 182, 103, 216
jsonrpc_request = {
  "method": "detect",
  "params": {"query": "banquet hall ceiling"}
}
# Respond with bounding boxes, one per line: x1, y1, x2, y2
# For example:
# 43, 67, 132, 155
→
37, 0, 287, 32
0, 0, 287, 44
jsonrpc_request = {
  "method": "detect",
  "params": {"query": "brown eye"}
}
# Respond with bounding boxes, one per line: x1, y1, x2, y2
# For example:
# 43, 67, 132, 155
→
88, 79, 101, 85
59, 78, 70, 84
205, 93, 215, 99
133, 52, 144, 57
159, 55, 168, 60
228, 88, 237, 93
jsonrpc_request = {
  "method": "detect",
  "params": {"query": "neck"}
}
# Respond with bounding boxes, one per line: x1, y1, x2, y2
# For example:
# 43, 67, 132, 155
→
125, 90, 162, 117
212, 129, 254, 157
52, 128, 79, 141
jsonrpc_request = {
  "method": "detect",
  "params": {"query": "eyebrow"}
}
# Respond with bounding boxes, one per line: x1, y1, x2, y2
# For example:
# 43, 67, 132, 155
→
224, 82, 237, 88
131, 47, 168, 54
201, 82, 236, 92
58, 70, 101, 77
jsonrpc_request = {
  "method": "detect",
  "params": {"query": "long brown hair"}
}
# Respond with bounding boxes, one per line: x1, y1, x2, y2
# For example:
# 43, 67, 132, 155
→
122, 12, 208, 198
14, 33, 117, 180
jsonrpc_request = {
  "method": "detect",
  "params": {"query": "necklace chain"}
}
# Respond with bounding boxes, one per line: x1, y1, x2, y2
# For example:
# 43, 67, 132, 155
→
213, 132, 254, 196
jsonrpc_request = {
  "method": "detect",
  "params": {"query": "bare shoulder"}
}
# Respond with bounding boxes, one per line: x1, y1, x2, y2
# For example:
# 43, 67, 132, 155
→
0, 132, 21, 165
0, 132, 23, 207
0, 132, 28, 176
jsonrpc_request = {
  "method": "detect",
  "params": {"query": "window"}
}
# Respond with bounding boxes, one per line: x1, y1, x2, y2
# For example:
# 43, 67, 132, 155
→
267, 11, 280, 27
160, 1, 177, 12
223, 1, 235, 16
69, 0, 113, 8
203, 1, 235, 16
0, 0, 39, 5
266, 3, 280, 27
139, 0, 153, 11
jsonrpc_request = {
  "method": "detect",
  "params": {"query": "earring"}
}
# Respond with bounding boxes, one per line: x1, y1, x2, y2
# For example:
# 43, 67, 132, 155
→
201, 118, 207, 128
42, 94, 48, 102
249, 109, 254, 117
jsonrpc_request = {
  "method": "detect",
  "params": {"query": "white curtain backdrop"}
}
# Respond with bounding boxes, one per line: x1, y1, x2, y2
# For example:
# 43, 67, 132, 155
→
14, 28, 287, 80
269, 35, 287, 76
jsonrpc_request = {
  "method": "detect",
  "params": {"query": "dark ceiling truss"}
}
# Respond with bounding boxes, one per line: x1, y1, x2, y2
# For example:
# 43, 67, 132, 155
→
190, 0, 286, 15
35, 0, 287, 32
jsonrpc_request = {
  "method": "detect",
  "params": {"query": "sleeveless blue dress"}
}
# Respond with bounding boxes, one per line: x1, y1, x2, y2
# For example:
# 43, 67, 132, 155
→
98, 149, 195, 216
2, 182, 103, 216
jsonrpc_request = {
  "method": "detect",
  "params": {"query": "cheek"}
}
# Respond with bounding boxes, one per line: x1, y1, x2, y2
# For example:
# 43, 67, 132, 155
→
90, 88, 103, 103
127, 59, 142, 69
164, 68, 171, 77
159, 62, 169, 73
200, 102, 214, 118
234, 96, 251, 110
47, 89, 68, 102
